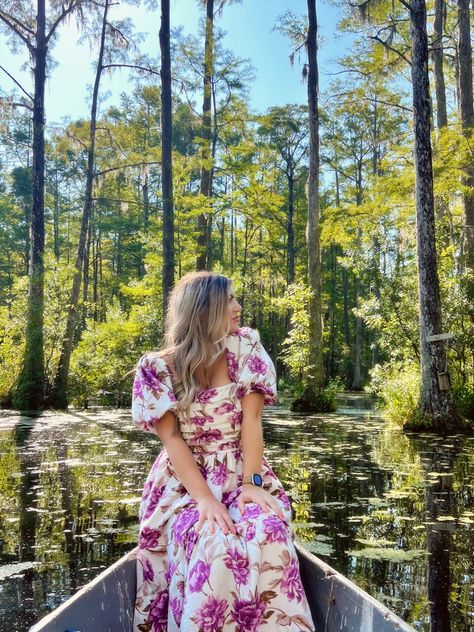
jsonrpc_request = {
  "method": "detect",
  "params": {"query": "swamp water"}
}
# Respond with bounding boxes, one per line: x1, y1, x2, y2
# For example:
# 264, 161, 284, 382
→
0, 397, 472, 631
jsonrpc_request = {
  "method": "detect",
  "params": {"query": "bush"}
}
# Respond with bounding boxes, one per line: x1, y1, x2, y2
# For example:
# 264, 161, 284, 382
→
290, 378, 342, 413
367, 361, 421, 427
453, 384, 474, 420
69, 302, 154, 408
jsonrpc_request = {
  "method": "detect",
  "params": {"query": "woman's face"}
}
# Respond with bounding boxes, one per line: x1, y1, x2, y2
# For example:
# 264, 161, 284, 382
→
227, 285, 242, 333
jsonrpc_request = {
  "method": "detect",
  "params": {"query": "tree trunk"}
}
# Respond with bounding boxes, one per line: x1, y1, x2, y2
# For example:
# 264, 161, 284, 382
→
295, 0, 325, 410
351, 273, 363, 390
351, 170, 364, 390
230, 205, 234, 272
160, 0, 174, 315
196, 0, 214, 270
82, 220, 91, 327
457, 0, 474, 280
287, 171, 295, 284
410, 0, 461, 429
50, 0, 109, 408
14, 0, 47, 410
142, 167, 149, 230
53, 168, 60, 260
327, 243, 337, 378
432, 0, 447, 129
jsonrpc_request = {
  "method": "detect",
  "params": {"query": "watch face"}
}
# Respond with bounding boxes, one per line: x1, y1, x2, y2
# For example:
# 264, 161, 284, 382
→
252, 473, 263, 487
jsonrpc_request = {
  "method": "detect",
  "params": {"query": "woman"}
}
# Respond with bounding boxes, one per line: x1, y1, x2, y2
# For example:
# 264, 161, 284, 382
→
132, 271, 315, 632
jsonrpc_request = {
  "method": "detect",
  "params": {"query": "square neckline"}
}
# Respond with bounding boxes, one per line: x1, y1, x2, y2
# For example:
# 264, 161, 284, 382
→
197, 331, 240, 393
164, 330, 241, 394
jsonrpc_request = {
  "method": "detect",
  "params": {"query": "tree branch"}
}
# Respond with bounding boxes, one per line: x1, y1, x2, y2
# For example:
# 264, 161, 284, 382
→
0, 65, 34, 101
0, 96, 33, 112
369, 35, 412, 66
95, 161, 161, 177
46, 0, 80, 44
101, 63, 160, 75
0, 11, 35, 53
397, 0, 412, 12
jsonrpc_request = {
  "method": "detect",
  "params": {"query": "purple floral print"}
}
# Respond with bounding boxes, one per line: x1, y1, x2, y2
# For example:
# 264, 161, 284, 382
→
196, 388, 219, 403
139, 363, 164, 392
281, 558, 305, 602
193, 428, 224, 445
210, 461, 230, 485
263, 514, 288, 543
190, 413, 214, 426
230, 410, 243, 429
141, 557, 154, 583
236, 384, 247, 399
251, 382, 277, 403
227, 350, 239, 380
242, 503, 263, 519
185, 527, 199, 562
230, 594, 267, 632
132, 377, 144, 400
143, 484, 166, 520
246, 354, 268, 376
148, 590, 168, 631
223, 547, 249, 586
170, 596, 183, 626
132, 328, 314, 632
277, 488, 291, 510
213, 401, 235, 414
194, 596, 228, 632
139, 527, 161, 549
173, 508, 199, 546
245, 522, 256, 541
189, 560, 211, 593
164, 561, 176, 583
141, 480, 153, 501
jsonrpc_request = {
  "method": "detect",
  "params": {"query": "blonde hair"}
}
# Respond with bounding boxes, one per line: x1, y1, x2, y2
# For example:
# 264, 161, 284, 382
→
157, 271, 232, 413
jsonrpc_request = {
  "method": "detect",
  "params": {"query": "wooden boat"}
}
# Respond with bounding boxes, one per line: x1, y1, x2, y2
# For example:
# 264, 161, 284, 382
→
30, 544, 414, 631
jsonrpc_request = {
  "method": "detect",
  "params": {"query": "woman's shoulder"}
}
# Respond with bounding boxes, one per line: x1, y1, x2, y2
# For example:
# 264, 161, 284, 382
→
136, 351, 174, 376
234, 326, 261, 345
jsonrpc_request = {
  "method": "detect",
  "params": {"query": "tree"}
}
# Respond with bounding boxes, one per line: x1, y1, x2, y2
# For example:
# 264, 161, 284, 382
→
50, 0, 110, 408
300, 0, 325, 407
410, 0, 461, 428
256, 105, 308, 285
196, 0, 214, 270
457, 0, 474, 283
51, 0, 154, 407
160, 0, 174, 312
432, 0, 447, 129
0, 0, 82, 409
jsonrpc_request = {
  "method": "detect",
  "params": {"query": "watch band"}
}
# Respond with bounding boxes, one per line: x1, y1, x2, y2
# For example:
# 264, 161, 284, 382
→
243, 473, 263, 486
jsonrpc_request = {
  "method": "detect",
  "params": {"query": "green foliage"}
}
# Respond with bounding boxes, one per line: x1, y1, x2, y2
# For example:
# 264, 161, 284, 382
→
367, 361, 421, 427
453, 385, 474, 421
69, 302, 151, 408
271, 282, 312, 385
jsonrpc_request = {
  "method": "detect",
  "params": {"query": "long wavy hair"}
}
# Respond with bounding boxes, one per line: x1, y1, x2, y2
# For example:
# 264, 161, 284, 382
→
156, 271, 232, 413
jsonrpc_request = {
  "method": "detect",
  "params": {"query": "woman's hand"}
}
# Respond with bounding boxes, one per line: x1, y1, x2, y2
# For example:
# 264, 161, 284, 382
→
195, 495, 237, 536
237, 484, 286, 520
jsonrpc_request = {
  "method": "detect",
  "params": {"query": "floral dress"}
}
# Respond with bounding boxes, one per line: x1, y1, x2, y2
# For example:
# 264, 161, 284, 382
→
131, 326, 315, 632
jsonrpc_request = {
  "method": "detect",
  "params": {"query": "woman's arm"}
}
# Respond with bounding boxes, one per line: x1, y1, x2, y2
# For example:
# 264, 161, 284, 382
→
150, 411, 236, 535
238, 393, 285, 518
240, 392, 265, 479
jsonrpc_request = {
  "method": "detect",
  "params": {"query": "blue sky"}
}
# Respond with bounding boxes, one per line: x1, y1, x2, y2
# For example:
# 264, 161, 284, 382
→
0, 0, 355, 123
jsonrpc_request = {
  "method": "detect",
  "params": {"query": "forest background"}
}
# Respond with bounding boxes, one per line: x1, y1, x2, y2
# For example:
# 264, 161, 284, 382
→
0, 0, 473, 429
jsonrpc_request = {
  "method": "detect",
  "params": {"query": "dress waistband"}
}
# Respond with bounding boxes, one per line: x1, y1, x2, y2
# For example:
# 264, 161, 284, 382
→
186, 438, 241, 455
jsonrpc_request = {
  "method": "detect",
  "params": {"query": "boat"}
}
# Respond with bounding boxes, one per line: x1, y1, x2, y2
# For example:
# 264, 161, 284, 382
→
30, 544, 414, 631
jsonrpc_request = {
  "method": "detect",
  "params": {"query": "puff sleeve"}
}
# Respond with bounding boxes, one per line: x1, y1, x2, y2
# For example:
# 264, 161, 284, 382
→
131, 354, 178, 431
238, 328, 277, 406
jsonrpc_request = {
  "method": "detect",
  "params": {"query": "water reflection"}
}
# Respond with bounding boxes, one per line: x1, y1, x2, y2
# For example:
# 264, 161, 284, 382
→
0, 405, 472, 631
263, 409, 474, 631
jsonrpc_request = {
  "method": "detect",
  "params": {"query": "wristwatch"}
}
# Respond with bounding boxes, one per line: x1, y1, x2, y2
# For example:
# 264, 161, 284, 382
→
242, 473, 263, 487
